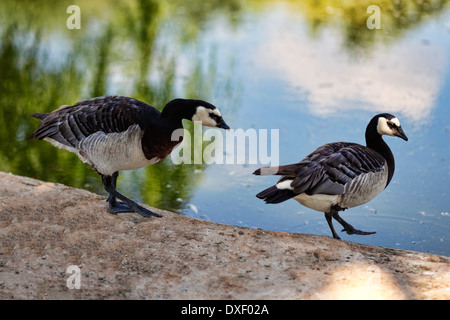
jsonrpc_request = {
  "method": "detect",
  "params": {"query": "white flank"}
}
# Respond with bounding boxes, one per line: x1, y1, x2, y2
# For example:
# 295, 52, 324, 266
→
276, 179, 294, 190
43, 138, 84, 160
294, 193, 339, 212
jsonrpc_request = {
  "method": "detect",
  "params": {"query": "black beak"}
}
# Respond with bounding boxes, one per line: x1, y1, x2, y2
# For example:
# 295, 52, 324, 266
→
216, 119, 230, 130
395, 127, 408, 141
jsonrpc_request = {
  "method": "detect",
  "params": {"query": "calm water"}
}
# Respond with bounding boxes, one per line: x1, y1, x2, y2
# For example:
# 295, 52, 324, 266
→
1, 0, 449, 255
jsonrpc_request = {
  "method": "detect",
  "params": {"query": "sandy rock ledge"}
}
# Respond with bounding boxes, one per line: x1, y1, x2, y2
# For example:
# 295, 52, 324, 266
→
0, 171, 448, 299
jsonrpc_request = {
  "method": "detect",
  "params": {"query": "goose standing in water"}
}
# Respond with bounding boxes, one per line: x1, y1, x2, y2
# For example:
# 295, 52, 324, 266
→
28, 96, 230, 218
254, 113, 408, 239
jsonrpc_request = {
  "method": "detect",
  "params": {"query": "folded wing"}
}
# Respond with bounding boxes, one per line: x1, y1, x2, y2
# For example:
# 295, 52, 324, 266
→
27, 96, 155, 149
254, 142, 386, 203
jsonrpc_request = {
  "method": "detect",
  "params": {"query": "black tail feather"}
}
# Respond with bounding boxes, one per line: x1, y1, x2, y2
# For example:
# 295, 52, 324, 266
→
26, 113, 50, 140
29, 112, 49, 121
253, 164, 299, 177
256, 185, 294, 204
25, 133, 35, 140
253, 168, 262, 175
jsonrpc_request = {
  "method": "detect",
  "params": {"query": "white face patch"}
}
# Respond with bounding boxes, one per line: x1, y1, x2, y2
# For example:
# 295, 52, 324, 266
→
192, 106, 218, 127
377, 117, 400, 136
210, 108, 222, 117
390, 117, 400, 127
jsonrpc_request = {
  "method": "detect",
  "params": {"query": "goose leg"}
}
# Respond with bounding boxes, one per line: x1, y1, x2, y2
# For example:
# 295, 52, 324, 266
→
330, 208, 375, 236
101, 173, 162, 218
106, 172, 131, 213
324, 212, 341, 240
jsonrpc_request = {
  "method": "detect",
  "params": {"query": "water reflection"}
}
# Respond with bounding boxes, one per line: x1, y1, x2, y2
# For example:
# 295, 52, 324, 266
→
0, 0, 448, 254
0, 0, 238, 212
250, 0, 450, 124
258, 21, 448, 123
286, 0, 448, 49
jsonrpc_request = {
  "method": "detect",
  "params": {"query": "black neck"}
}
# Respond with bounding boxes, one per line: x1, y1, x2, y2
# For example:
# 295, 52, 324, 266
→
160, 100, 197, 130
160, 114, 185, 130
365, 124, 395, 188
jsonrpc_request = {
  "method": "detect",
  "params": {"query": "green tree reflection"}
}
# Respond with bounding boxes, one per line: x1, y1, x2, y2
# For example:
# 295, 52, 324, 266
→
0, 0, 447, 212
0, 0, 237, 212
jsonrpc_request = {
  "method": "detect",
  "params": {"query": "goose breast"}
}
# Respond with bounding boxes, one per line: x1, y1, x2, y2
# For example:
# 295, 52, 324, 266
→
77, 124, 162, 175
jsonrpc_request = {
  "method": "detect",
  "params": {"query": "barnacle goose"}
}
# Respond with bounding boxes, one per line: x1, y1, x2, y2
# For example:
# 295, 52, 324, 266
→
27, 96, 230, 218
253, 113, 408, 240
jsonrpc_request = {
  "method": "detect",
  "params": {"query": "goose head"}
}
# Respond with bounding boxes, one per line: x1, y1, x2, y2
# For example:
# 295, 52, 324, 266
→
375, 113, 408, 141
191, 104, 230, 129
163, 99, 230, 130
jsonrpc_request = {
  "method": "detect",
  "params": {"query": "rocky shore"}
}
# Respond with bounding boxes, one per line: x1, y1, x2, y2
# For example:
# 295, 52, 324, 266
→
0, 171, 448, 299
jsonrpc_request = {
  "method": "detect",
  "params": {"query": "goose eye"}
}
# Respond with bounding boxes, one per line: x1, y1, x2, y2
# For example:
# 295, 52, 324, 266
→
387, 121, 396, 129
209, 112, 219, 121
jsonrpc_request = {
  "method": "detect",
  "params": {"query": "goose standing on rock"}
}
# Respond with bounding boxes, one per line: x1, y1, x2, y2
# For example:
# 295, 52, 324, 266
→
254, 113, 408, 240
27, 96, 230, 218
